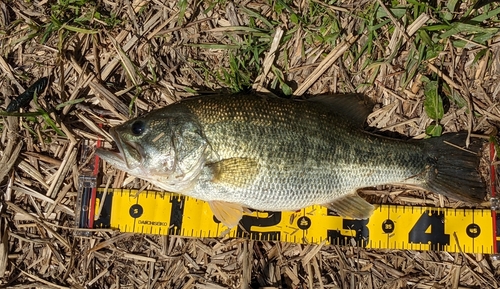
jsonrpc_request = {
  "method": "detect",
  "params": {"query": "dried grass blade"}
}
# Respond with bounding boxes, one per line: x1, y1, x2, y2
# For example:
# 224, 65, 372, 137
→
75, 112, 113, 143
376, 0, 411, 43
301, 239, 326, 266
408, 13, 430, 36
88, 233, 134, 252
45, 144, 77, 199
100, 12, 162, 80
17, 160, 50, 189
0, 204, 8, 278
22, 151, 62, 166
120, 251, 157, 262
108, 32, 139, 87
253, 27, 284, 92
6, 201, 70, 249
0, 140, 22, 182
0, 55, 23, 91
17, 268, 70, 289
293, 34, 359, 96
89, 81, 129, 120
427, 62, 460, 90
46, 182, 74, 216
11, 184, 55, 204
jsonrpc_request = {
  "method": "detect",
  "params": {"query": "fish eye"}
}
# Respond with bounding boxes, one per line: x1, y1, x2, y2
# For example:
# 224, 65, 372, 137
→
131, 120, 146, 135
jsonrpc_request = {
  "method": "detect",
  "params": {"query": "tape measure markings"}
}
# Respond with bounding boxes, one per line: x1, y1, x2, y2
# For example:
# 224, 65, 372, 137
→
93, 189, 498, 254
493, 210, 499, 254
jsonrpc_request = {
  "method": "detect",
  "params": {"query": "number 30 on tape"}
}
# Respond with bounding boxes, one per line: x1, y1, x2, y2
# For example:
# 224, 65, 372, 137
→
92, 189, 500, 254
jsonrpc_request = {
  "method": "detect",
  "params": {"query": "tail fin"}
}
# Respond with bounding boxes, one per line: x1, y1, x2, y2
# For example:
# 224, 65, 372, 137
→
422, 133, 486, 203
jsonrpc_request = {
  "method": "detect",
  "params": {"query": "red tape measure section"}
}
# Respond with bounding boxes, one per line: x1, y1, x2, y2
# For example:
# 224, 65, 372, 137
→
88, 126, 102, 229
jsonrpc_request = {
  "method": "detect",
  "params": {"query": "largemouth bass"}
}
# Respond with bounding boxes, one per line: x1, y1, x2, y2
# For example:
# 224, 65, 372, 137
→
96, 94, 486, 228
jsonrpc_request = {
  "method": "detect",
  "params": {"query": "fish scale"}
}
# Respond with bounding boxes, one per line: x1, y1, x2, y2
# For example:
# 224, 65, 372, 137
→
97, 93, 486, 228
184, 95, 426, 209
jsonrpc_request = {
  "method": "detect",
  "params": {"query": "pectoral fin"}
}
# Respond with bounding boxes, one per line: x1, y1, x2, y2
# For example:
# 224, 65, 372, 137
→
209, 201, 245, 228
211, 158, 260, 187
324, 193, 374, 219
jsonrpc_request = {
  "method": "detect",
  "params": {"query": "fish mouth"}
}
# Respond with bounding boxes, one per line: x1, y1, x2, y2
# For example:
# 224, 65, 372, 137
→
95, 128, 144, 170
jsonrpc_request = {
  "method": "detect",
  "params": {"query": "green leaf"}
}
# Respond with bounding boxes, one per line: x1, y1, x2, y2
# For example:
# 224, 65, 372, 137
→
426, 124, 443, 137
271, 65, 292, 95
446, 0, 459, 13
55, 98, 85, 110
425, 24, 452, 32
281, 82, 293, 96
61, 24, 98, 34
185, 43, 240, 49
440, 22, 499, 40
423, 80, 444, 120
471, 6, 500, 22
238, 6, 275, 30
183, 87, 198, 94
473, 48, 488, 65
442, 10, 453, 21
442, 82, 467, 108
418, 30, 434, 47
375, 7, 407, 19
177, 0, 188, 25
0, 110, 45, 117
40, 110, 66, 137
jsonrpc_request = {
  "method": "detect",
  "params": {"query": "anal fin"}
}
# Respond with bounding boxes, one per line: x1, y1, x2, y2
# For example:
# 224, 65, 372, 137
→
324, 193, 374, 219
209, 201, 245, 228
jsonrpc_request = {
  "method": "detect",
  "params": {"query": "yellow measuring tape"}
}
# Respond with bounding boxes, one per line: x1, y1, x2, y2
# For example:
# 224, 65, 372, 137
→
90, 189, 500, 254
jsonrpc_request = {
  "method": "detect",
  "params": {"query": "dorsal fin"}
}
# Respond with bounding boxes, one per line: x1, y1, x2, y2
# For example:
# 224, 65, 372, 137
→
308, 94, 374, 127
